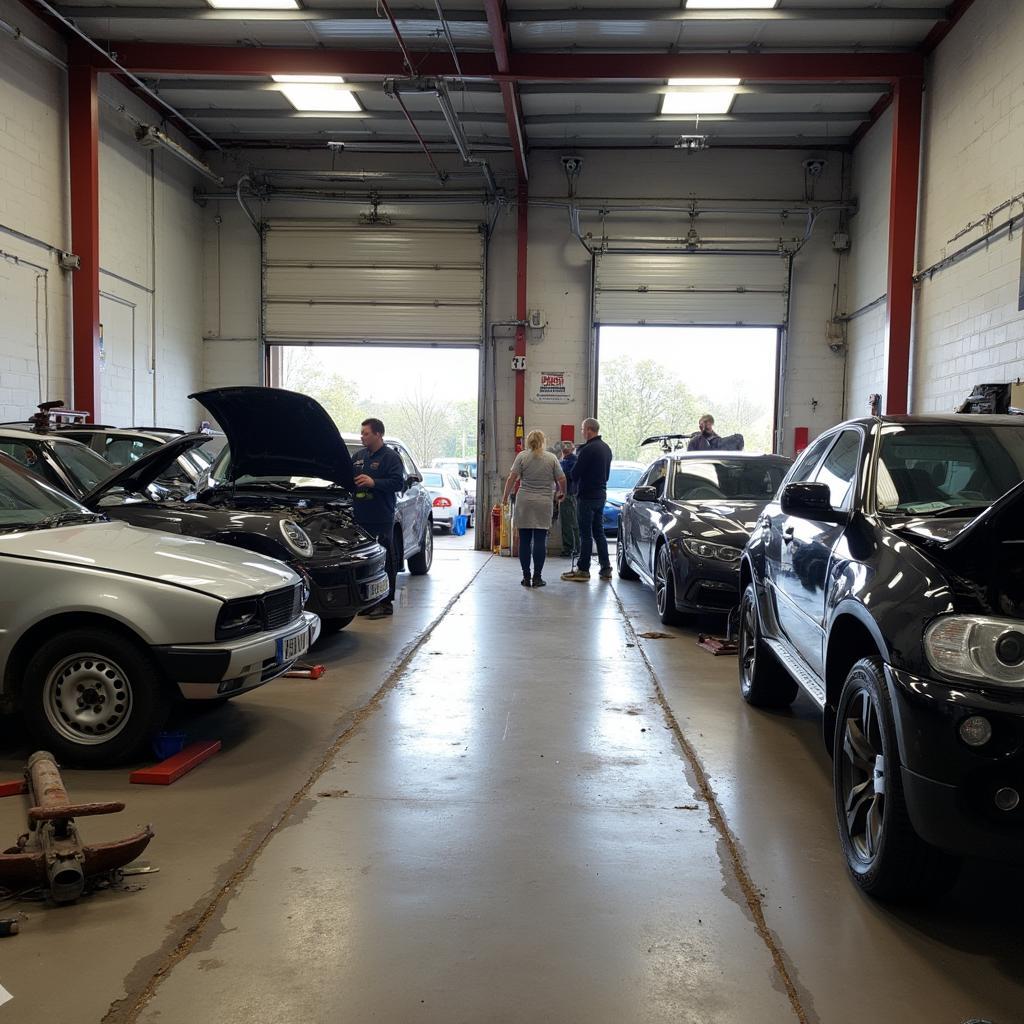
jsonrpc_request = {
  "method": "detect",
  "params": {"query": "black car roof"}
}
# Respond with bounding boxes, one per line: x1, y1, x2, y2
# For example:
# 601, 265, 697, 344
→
841, 414, 1024, 428
665, 451, 792, 463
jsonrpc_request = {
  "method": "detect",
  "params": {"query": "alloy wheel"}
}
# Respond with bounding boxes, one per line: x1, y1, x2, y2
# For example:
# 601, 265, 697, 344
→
739, 594, 757, 690
655, 547, 669, 615
840, 687, 886, 864
43, 652, 134, 746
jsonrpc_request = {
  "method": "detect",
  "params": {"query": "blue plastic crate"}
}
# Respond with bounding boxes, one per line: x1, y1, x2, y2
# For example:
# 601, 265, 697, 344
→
451, 514, 468, 536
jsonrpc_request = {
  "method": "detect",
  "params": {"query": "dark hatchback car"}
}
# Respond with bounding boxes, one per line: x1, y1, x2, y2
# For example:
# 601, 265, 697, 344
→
739, 415, 1024, 898
617, 452, 792, 623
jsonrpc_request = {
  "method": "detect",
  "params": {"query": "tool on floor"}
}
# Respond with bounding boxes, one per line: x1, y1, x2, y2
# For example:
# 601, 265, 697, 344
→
284, 661, 327, 679
0, 751, 154, 903
130, 739, 222, 786
696, 633, 739, 656
0, 918, 19, 937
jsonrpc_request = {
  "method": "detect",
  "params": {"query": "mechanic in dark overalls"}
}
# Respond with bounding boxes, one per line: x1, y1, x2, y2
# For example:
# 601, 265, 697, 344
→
351, 417, 405, 619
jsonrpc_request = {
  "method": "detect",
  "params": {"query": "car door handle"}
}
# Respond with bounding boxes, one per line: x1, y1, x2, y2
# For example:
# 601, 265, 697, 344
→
782, 527, 795, 545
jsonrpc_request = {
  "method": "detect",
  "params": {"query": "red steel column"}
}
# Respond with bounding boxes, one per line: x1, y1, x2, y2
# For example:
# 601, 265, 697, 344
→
883, 76, 923, 415
514, 183, 528, 453
69, 64, 101, 420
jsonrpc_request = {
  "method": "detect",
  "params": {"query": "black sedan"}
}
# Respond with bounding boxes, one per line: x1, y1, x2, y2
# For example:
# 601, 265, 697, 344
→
739, 414, 1024, 898
617, 452, 791, 624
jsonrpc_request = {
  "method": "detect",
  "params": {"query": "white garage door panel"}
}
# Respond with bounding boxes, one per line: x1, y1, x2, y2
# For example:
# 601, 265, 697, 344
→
264, 219, 484, 345
594, 252, 789, 327
265, 303, 484, 344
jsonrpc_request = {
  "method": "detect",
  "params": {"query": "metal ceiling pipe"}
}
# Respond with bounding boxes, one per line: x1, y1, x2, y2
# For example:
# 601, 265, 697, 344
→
258, 169, 486, 183
376, 0, 416, 75
432, 0, 464, 78
0, 16, 66, 69
391, 90, 449, 185
433, 80, 498, 195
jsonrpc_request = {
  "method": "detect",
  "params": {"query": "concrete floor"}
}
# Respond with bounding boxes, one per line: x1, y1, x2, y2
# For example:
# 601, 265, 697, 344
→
1, 534, 1023, 1023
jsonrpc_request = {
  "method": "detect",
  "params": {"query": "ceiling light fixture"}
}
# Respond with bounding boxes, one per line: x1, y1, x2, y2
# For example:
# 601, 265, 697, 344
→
662, 78, 740, 115
208, 0, 300, 8
271, 74, 361, 112
686, 0, 779, 9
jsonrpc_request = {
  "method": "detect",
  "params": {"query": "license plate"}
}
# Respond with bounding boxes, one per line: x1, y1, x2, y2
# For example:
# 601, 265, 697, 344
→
366, 577, 389, 600
276, 626, 310, 664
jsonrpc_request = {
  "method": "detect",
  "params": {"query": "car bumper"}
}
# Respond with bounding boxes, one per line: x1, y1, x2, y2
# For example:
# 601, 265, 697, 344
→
886, 664, 1024, 861
670, 547, 742, 613
603, 506, 620, 533
155, 611, 321, 699
305, 550, 389, 618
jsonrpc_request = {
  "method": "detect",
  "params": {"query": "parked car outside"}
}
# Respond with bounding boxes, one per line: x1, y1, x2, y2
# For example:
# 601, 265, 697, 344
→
431, 459, 476, 525
0, 453, 320, 765
422, 469, 471, 531
603, 461, 646, 534
739, 415, 1024, 898
617, 451, 791, 623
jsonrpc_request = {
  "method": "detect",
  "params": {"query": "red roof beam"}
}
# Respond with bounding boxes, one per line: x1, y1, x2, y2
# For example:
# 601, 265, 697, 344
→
484, 0, 528, 183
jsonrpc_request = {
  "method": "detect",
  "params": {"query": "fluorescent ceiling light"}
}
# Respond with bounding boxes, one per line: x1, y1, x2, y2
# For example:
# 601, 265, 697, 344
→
686, 0, 778, 8
208, 0, 299, 9
662, 79, 739, 115
271, 75, 361, 112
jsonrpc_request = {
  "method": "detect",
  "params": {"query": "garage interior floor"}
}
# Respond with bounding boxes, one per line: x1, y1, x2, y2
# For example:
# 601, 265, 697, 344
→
2, 536, 1023, 1024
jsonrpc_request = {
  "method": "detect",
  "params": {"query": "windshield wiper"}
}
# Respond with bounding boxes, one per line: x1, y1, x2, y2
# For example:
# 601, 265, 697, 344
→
238, 481, 296, 491
927, 504, 991, 518
35, 510, 103, 529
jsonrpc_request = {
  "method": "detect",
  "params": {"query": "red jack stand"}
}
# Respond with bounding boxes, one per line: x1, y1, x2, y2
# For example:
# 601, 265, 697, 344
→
130, 740, 222, 786
285, 662, 326, 679
697, 634, 739, 656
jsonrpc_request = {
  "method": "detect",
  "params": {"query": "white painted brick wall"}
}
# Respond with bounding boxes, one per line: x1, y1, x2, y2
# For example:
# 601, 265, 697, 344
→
846, 0, 1024, 415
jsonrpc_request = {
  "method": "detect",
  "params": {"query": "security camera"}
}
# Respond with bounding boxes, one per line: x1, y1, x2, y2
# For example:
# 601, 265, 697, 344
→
803, 158, 826, 177
561, 156, 583, 175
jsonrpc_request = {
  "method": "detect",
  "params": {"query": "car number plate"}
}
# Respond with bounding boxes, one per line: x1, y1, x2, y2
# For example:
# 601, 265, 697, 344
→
276, 626, 310, 664
366, 577, 389, 600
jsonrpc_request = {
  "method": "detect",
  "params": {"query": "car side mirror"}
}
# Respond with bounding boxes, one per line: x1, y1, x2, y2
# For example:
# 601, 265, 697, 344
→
633, 485, 658, 503
406, 473, 422, 488
781, 482, 845, 522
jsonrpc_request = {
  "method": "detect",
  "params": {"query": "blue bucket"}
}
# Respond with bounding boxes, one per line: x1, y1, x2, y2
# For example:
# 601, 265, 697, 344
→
451, 514, 468, 536
151, 730, 188, 760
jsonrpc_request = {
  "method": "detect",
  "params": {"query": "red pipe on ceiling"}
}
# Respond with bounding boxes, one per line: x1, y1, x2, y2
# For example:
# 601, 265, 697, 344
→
514, 183, 528, 454
483, 0, 528, 184
68, 64, 101, 420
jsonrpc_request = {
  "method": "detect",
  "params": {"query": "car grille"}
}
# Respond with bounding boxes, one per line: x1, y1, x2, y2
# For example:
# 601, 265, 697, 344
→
263, 584, 302, 629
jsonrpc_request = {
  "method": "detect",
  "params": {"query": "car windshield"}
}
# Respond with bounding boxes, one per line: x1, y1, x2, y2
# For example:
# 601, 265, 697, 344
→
876, 423, 1024, 513
207, 444, 341, 491
0, 457, 99, 531
670, 458, 789, 501
608, 468, 643, 489
49, 440, 116, 492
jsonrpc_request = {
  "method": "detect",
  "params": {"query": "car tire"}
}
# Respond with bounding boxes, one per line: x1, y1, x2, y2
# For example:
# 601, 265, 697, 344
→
22, 627, 171, 766
833, 657, 960, 900
616, 525, 638, 580
408, 518, 433, 575
319, 615, 355, 636
738, 583, 798, 708
654, 544, 683, 626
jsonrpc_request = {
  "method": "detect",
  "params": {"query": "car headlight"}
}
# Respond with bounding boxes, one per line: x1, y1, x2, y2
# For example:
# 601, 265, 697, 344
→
216, 598, 261, 640
681, 538, 743, 563
924, 615, 1024, 687
279, 519, 313, 557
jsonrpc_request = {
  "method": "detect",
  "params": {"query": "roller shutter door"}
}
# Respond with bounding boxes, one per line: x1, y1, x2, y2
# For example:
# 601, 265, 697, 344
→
593, 251, 790, 328
263, 220, 484, 345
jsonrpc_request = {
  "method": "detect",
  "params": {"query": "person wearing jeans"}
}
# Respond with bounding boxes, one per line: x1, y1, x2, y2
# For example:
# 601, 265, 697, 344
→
562, 418, 613, 583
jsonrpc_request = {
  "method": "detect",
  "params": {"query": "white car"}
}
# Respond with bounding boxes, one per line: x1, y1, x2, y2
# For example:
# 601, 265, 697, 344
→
0, 453, 320, 765
422, 469, 471, 530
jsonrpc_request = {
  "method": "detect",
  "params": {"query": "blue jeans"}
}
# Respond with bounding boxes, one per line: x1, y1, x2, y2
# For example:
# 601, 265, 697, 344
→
576, 498, 609, 574
518, 528, 547, 578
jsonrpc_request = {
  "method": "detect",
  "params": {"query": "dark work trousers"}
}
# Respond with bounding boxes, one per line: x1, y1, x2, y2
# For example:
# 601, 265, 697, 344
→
362, 522, 397, 605
576, 498, 610, 574
560, 494, 580, 557
518, 528, 548, 579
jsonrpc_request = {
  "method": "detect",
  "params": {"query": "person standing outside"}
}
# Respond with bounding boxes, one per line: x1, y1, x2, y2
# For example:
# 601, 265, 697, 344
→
558, 441, 580, 559
687, 414, 721, 451
502, 429, 566, 587
561, 418, 612, 583
351, 417, 405, 619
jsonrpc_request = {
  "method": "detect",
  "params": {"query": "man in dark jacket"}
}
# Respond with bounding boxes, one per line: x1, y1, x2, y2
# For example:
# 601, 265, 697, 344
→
351, 417, 405, 618
561, 418, 613, 582
687, 413, 721, 451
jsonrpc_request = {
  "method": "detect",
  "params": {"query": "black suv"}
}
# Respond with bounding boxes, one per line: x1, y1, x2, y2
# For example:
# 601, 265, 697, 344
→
739, 415, 1024, 898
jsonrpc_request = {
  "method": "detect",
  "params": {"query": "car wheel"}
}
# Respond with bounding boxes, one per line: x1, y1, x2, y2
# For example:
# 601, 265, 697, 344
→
738, 583, 798, 708
833, 657, 960, 900
616, 524, 638, 580
22, 628, 171, 766
319, 615, 355, 636
654, 544, 683, 626
408, 518, 433, 575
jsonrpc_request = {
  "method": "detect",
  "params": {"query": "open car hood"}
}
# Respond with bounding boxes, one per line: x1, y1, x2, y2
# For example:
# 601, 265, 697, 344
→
190, 387, 355, 490
80, 433, 211, 506
938, 479, 1024, 553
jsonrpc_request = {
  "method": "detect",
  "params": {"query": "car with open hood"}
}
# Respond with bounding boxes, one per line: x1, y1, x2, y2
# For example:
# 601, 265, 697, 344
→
194, 388, 432, 579
0, 453, 320, 765
739, 415, 1024, 899
617, 451, 792, 623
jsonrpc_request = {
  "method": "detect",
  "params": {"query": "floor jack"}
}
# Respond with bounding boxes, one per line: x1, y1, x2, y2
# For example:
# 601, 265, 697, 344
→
696, 606, 741, 656
0, 752, 154, 903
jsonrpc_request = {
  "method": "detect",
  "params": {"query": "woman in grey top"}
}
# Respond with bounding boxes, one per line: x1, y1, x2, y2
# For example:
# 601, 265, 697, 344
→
502, 430, 566, 587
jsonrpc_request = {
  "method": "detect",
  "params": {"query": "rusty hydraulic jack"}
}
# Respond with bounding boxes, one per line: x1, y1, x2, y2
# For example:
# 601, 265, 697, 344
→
0, 752, 154, 903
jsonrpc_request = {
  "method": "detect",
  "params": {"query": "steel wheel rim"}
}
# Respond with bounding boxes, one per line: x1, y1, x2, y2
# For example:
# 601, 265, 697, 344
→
840, 686, 886, 865
43, 652, 134, 746
740, 595, 757, 688
655, 548, 669, 614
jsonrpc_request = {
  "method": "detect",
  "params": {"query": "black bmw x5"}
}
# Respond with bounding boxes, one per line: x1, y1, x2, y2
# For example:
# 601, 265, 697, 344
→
740, 414, 1024, 898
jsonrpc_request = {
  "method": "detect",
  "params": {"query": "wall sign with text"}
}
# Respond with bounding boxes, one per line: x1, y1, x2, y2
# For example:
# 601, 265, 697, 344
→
533, 370, 574, 403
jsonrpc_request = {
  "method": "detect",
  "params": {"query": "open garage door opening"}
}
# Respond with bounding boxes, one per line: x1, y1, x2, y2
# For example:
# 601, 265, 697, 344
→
272, 344, 481, 537
596, 326, 780, 463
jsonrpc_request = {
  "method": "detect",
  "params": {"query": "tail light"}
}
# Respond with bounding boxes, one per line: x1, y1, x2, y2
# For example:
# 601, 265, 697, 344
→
433, 497, 452, 508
